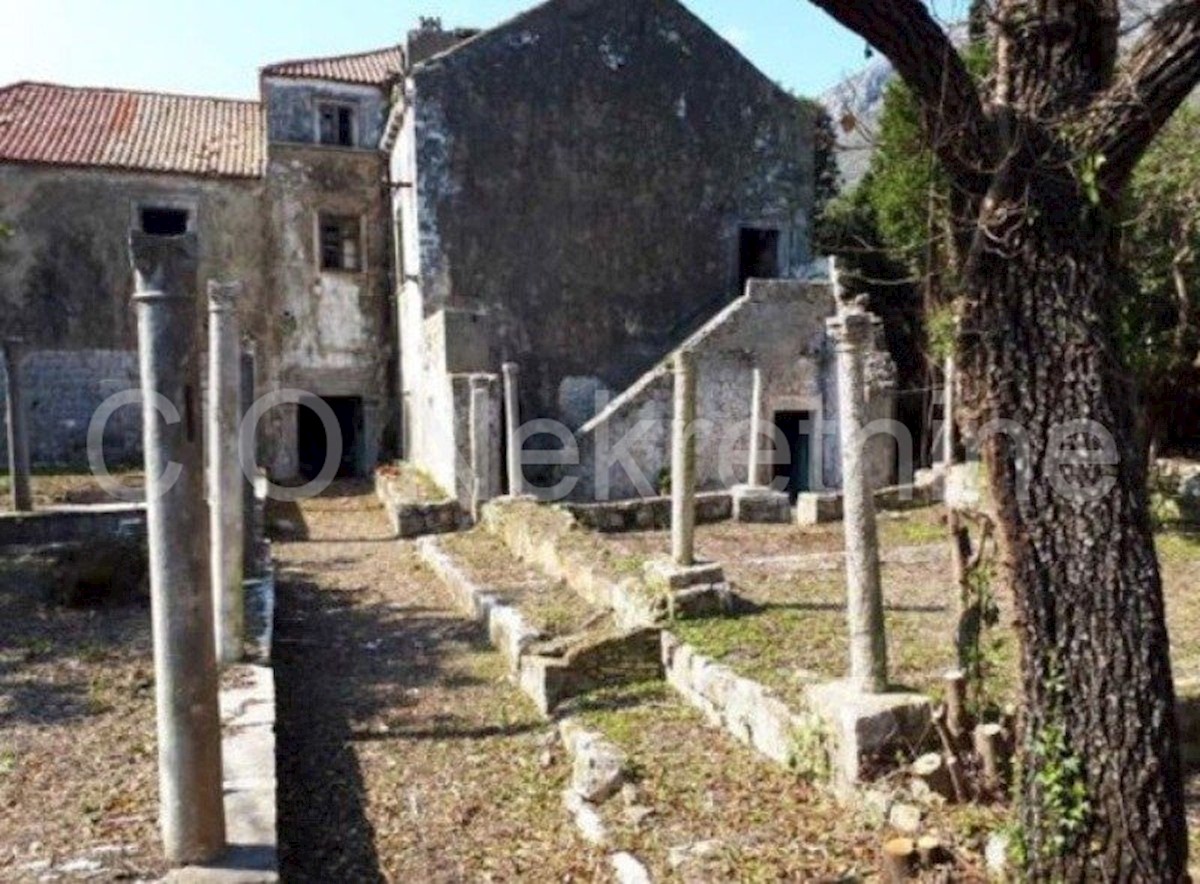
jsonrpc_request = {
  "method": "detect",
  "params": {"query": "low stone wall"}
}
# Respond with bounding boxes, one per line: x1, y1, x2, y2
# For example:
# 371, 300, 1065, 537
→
419, 536, 663, 714
662, 632, 931, 788
374, 470, 464, 539
0, 503, 146, 548
662, 631, 819, 769
796, 474, 944, 525
483, 500, 665, 628
172, 664, 278, 883
564, 492, 732, 534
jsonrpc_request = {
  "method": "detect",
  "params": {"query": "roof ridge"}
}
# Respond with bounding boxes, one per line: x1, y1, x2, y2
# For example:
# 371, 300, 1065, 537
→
261, 43, 404, 74
0, 80, 261, 108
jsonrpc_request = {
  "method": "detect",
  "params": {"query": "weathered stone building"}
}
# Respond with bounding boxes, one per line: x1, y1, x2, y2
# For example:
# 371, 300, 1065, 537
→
0, 0, 896, 500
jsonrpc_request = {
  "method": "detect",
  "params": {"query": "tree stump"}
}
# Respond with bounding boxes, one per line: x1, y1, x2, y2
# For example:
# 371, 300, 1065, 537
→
912, 752, 955, 801
882, 837, 918, 881
974, 723, 1012, 792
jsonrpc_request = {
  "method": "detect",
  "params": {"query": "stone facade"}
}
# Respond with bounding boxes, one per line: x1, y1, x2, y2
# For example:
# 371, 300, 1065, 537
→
391, 0, 817, 501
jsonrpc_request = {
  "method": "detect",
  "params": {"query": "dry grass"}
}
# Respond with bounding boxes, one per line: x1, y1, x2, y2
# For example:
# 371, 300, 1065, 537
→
0, 556, 164, 882
0, 470, 144, 513
440, 530, 606, 638
569, 681, 1003, 881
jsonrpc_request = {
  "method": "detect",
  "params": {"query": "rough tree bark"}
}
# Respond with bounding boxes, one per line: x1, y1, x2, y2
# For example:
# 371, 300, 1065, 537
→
809, 0, 1200, 879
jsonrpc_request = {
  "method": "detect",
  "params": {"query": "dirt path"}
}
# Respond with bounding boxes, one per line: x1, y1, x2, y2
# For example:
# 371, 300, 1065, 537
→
272, 482, 602, 883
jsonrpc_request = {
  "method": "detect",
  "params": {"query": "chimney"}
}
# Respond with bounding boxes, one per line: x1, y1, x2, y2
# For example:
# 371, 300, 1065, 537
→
407, 16, 480, 67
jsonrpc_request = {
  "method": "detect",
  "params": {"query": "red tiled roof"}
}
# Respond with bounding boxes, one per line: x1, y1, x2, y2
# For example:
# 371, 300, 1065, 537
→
0, 82, 264, 179
261, 45, 406, 87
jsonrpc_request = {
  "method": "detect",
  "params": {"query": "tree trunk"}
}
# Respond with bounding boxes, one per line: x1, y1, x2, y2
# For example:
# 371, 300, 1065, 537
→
962, 155, 1187, 879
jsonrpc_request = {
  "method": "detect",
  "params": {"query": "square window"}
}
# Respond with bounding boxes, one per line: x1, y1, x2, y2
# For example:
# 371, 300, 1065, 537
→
318, 104, 356, 147
140, 206, 189, 237
319, 214, 362, 272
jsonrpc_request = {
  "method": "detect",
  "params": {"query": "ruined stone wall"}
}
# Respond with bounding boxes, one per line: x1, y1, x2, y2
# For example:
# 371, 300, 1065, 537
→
406, 0, 815, 431
570, 280, 837, 501
0, 163, 269, 467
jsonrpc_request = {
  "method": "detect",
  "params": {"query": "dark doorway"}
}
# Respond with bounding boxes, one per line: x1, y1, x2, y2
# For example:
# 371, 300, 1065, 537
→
298, 397, 362, 480
773, 410, 812, 504
738, 227, 781, 294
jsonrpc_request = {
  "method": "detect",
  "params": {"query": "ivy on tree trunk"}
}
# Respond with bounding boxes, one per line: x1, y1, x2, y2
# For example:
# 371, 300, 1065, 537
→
807, 0, 1200, 878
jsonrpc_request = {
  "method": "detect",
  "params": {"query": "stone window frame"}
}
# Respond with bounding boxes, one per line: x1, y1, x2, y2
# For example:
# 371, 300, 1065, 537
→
315, 212, 366, 274
314, 100, 359, 148
131, 196, 198, 237
734, 219, 793, 291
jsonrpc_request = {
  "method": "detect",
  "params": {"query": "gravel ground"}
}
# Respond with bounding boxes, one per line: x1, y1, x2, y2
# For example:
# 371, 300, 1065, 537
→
272, 481, 604, 882
0, 558, 164, 882
0, 472, 145, 513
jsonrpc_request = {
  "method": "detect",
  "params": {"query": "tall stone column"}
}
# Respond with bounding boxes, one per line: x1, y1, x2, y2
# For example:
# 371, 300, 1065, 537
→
2, 339, 32, 512
943, 355, 956, 469
208, 282, 245, 667
502, 362, 524, 497
469, 376, 492, 523
828, 305, 889, 693
130, 232, 226, 864
239, 343, 258, 579
747, 366, 764, 487
671, 349, 698, 567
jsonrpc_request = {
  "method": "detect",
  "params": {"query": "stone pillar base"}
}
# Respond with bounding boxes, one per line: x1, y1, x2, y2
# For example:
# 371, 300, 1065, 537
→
643, 559, 732, 619
804, 680, 932, 789
731, 485, 792, 524
795, 492, 844, 526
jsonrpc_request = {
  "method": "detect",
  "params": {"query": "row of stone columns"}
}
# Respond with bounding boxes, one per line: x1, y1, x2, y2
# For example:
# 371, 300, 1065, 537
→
130, 233, 263, 865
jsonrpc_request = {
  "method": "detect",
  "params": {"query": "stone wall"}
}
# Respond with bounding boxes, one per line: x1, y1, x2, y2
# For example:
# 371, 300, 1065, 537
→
0, 350, 140, 466
0, 503, 146, 548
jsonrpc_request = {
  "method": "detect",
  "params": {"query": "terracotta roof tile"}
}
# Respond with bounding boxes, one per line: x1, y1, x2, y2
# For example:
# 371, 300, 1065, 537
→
0, 82, 264, 179
261, 45, 406, 87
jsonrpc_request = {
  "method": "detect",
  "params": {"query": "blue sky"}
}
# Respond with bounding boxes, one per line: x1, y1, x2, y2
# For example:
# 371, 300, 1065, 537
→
0, 0, 964, 101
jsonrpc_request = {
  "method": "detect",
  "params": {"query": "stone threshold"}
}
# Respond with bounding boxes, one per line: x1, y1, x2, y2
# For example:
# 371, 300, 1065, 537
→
418, 536, 663, 714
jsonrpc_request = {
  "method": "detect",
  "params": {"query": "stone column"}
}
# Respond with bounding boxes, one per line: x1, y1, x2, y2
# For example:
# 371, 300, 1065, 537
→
469, 376, 492, 523
828, 305, 889, 693
239, 343, 258, 579
502, 362, 524, 497
2, 339, 32, 512
747, 367, 764, 487
943, 355, 956, 469
208, 282, 245, 667
671, 349, 698, 567
130, 232, 226, 864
